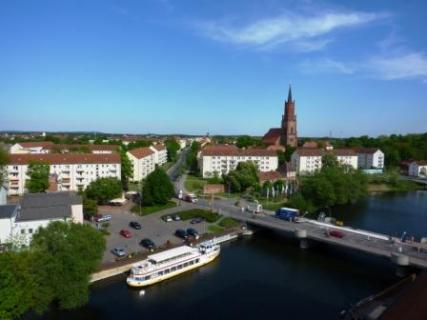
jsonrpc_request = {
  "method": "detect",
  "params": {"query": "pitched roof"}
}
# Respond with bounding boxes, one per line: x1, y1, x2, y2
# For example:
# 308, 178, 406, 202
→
16, 192, 82, 222
295, 148, 357, 157
201, 144, 277, 157
262, 128, 282, 145
128, 147, 154, 159
259, 171, 284, 182
9, 153, 121, 165
412, 160, 427, 166
152, 144, 166, 151
0, 204, 18, 219
16, 141, 54, 149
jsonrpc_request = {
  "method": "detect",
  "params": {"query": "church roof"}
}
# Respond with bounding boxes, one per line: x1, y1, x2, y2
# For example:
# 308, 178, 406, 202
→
262, 128, 282, 145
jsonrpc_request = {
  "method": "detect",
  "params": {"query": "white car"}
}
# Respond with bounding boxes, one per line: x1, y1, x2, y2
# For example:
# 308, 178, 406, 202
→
112, 247, 126, 257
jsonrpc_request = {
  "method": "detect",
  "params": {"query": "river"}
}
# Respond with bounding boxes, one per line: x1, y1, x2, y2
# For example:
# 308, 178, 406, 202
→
31, 191, 427, 320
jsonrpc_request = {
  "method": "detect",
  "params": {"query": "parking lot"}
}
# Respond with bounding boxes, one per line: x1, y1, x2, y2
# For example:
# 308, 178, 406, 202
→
96, 202, 211, 263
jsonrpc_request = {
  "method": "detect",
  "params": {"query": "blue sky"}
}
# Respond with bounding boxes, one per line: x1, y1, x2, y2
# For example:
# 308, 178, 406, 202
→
1, 0, 426, 137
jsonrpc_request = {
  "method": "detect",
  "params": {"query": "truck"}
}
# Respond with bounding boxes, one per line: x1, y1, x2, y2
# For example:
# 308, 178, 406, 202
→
275, 207, 299, 221
246, 201, 263, 214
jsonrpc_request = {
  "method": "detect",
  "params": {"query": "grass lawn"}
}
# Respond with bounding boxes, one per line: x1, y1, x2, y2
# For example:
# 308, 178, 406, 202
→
208, 224, 224, 234
184, 174, 207, 193
128, 182, 141, 192
131, 201, 177, 216
177, 209, 222, 223
162, 162, 174, 171
259, 198, 287, 211
218, 217, 239, 228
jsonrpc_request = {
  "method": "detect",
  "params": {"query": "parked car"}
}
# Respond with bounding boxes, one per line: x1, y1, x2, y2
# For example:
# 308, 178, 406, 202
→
184, 193, 198, 203
190, 217, 204, 224
186, 228, 200, 240
140, 238, 155, 250
95, 214, 112, 223
172, 214, 181, 221
175, 229, 188, 239
112, 247, 126, 257
328, 230, 345, 238
161, 215, 173, 222
129, 221, 142, 230
120, 229, 132, 238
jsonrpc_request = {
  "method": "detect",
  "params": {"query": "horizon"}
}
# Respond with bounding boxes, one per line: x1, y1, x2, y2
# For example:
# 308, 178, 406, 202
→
1, 0, 427, 136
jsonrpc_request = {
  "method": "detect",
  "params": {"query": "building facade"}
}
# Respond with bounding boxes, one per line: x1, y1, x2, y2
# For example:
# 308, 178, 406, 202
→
151, 145, 168, 166
127, 147, 156, 182
198, 144, 279, 178
0, 192, 83, 245
263, 86, 298, 150
408, 161, 427, 178
9, 142, 118, 154
291, 148, 358, 175
356, 148, 385, 169
7, 154, 121, 195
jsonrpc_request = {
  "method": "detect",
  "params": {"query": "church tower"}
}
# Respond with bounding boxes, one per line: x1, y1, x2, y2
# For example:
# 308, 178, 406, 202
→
281, 85, 298, 147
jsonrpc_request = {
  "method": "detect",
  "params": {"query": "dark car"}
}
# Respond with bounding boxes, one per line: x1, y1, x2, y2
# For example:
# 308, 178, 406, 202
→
329, 230, 345, 238
186, 228, 200, 240
161, 215, 173, 222
140, 238, 155, 250
190, 217, 204, 224
175, 229, 188, 239
172, 214, 181, 221
129, 221, 142, 230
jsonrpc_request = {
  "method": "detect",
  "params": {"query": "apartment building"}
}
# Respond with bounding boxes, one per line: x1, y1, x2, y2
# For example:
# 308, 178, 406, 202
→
9, 142, 118, 154
355, 148, 385, 169
198, 144, 279, 178
127, 147, 156, 182
151, 144, 168, 166
0, 192, 83, 245
7, 153, 121, 196
291, 148, 358, 175
408, 161, 427, 178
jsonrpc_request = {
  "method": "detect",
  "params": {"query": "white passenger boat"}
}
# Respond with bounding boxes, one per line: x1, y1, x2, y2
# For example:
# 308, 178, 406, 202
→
127, 241, 220, 287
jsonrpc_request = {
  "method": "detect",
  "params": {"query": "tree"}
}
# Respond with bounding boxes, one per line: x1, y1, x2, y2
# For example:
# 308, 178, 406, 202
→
0, 252, 35, 320
165, 138, 180, 162
85, 177, 122, 204
30, 222, 105, 312
224, 161, 259, 193
120, 149, 133, 191
83, 198, 98, 219
236, 135, 257, 148
186, 141, 201, 173
284, 145, 296, 162
0, 148, 9, 185
142, 167, 175, 206
322, 154, 339, 169
26, 161, 50, 193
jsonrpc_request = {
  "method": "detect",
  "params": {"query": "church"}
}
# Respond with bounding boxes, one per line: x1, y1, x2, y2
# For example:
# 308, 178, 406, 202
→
262, 86, 298, 151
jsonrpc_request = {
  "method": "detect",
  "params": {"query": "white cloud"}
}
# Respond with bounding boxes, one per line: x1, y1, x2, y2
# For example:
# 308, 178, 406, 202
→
200, 11, 386, 50
368, 53, 427, 80
300, 58, 355, 74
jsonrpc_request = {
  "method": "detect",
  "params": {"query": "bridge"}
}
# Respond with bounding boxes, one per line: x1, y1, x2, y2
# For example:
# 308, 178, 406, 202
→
218, 206, 427, 269
401, 175, 427, 186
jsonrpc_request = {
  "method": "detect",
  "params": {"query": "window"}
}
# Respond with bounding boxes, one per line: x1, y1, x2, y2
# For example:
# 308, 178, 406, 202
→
177, 264, 182, 269
158, 271, 164, 276
164, 269, 170, 274
21, 229, 25, 234
29, 228, 33, 234
171, 267, 176, 272
196, 259, 200, 263
184, 262, 189, 267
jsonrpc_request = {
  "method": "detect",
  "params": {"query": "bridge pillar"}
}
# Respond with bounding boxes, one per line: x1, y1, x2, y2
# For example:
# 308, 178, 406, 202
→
295, 229, 309, 249
391, 253, 410, 277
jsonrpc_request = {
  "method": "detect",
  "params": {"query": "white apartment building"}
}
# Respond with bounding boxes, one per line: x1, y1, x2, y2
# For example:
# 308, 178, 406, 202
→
7, 154, 121, 196
291, 148, 358, 175
151, 145, 168, 166
408, 161, 427, 178
198, 145, 279, 178
9, 142, 118, 154
0, 192, 83, 245
356, 148, 385, 169
127, 147, 156, 182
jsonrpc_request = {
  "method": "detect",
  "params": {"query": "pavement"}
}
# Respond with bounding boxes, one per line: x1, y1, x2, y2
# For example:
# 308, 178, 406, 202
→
97, 200, 212, 263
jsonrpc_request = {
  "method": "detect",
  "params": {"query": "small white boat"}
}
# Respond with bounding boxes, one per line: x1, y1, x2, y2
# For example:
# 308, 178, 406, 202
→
127, 241, 220, 288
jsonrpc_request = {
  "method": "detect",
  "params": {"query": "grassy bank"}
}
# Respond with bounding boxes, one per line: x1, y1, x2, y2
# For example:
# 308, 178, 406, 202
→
184, 174, 207, 193
177, 209, 221, 222
368, 172, 421, 193
131, 201, 177, 216
208, 217, 239, 234
259, 198, 287, 211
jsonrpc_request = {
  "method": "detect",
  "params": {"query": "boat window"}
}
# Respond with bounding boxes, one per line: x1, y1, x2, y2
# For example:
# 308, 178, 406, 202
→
145, 275, 151, 280
189, 260, 194, 265
196, 259, 200, 263
177, 264, 182, 269
171, 267, 176, 272
184, 262, 188, 267
158, 271, 164, 276
164, 269, 170, 274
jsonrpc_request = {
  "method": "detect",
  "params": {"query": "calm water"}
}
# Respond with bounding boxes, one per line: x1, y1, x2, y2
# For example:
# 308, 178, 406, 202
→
32, 191, 427, 320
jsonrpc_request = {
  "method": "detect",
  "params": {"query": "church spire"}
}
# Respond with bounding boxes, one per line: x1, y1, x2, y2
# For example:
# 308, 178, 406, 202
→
287, 85, 293, 103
